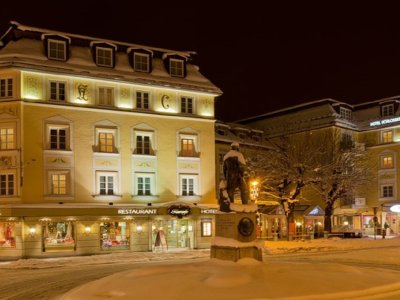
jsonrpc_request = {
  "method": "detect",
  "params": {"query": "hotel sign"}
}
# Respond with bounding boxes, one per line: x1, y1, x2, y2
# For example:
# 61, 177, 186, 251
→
201, 208, 218, 214
370, 117, 400, 127
117, 208, 157, 215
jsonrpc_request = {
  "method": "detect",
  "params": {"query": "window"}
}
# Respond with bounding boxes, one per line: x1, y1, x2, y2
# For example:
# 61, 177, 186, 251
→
201, 219, 212, 237
43, 221, 75, 251
136, 91, 149, 109
137, 176, 151, 195
0, 223, 16, 247
99, 132, 114, 153
96, 47, 113, 67
381, 154, 394, 168
339, 107, 352, 121
136, 135, 151, 155
98, 87, 114, 106
170, 58, 184, 77
0, 174, 14, 196
47, 39, 66, 61
0, 79, 12, 98
50, 128, 66, 150
181, 97, 193, 114
0, 128, 14, 150
51, 173, 67, 195
100, 222, 129, 250
181, 138, 195, 157
382, 104, 394, 117
96, 172, 118, 195
134, 53, 150, 72
382, 185, 394, 198
381, 130, 393, 143
180, 174, 198, 196
50, 81, 66, 101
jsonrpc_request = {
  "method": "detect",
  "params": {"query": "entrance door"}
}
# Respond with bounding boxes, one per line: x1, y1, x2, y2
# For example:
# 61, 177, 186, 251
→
152, 219, 193, 250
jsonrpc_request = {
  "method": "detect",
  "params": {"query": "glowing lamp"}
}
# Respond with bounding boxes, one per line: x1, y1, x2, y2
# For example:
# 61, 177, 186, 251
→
84, 226, 91, 234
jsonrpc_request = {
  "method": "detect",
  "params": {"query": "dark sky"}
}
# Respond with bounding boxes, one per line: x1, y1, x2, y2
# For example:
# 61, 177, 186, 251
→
2, 2, 400, 121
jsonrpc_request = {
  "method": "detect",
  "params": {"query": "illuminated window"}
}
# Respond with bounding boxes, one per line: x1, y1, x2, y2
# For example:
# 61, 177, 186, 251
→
49, 81, 66, 101
382, 104, 394, 117
381, 130, 393, 143
96, 172, 118, 195
178, 132, 198, 157
136, 91, 149, 109
201, 219, 212, 237
51, 174, 67, 195
98, 87, 114, 106
96, 47, 113, 67
0, 79, 12, 98
170, 58, 184, 77
181, 97, 193, 114
0, 128, 14, 150
339, 107, 352, 121
134, 53, 150, 72
47, 39, 66, 61
382, 185, 394, 198
381, 154, 394, 169
99, 132, 114, 153
0, 174, 14, 196
181, 139, 195, 157
180, 174, 197, 196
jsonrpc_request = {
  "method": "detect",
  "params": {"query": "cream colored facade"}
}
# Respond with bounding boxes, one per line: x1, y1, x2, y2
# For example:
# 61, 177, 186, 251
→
0, 22, 221, 258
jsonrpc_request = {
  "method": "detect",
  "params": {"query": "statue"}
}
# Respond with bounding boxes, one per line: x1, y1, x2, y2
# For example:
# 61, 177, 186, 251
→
219, 142, 249, 212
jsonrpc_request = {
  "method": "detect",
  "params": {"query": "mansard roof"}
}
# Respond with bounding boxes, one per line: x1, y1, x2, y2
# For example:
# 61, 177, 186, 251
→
0, 21, 222, 95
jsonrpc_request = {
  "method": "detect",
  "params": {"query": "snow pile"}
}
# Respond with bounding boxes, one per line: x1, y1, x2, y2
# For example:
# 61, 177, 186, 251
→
211, 236, 264, 249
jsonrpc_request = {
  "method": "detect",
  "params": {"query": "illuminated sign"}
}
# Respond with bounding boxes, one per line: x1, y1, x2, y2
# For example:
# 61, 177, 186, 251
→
390, 205, 400, 213
117, 209, 157, 215
201, 209, 218, 214
370, 117, 400, 127
168, 205, 191, 218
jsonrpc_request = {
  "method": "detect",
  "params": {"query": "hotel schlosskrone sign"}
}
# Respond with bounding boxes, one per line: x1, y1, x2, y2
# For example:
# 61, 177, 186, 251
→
370, 117, 400, 127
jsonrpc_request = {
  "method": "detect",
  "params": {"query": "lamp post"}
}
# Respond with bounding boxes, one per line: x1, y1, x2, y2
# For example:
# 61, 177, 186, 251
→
250, 180, 259, 202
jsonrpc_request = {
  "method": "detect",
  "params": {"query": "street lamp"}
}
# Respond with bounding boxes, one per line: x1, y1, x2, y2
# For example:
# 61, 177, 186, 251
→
250, 180, 259, 202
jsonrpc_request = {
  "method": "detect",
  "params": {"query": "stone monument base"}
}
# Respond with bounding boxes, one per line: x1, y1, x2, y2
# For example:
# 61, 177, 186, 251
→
210, 245, 262, 262
211, 211, 263, 262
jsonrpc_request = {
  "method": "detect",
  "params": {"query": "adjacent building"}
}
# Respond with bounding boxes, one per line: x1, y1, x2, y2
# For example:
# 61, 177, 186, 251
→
0, 21, 221, 258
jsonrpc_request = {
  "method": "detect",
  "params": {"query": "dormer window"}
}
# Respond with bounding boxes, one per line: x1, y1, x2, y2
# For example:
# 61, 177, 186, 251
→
47, 39, 66, 61
96, 47, 113, 67
170, 58, 184, 77
339, 107, 352, 121
382, 104, 394, 117
134, 53, 150, 72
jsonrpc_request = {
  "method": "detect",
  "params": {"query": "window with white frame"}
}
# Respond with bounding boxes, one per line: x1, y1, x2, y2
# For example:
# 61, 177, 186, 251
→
48, 170, 69, 195
381, 130, 393, 143
339, 107, 352, 121
0, 173, 15, 196
0, 127, 14, 150
381, 154, 394, 169
134, 53, 150, 72
201, 219, 212, 237
136, 91, 150, 109
96, 47, 113, 67
169, 58, 184, 77
180, 174, 198, 196
95, 127, 118, 153
382, 104, 394, 117
178, 133, 198, 157
47, 39, 66, 61
49, 81, 66, 101
96, 171, 118, 195
381, 185, 394, 198
135, 173, 154, 196
98, 87, 114, 106
0, 78, 12, 98
181, 97, 193, 114
135, 131, 153, 155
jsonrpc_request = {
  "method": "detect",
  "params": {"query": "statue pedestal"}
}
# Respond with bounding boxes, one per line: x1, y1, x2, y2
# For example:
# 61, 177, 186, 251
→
210, 212, 263, 262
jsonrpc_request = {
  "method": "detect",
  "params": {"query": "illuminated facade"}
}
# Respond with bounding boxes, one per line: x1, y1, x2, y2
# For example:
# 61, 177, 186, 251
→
241, 97, 400, 238
0, 21, 221, 258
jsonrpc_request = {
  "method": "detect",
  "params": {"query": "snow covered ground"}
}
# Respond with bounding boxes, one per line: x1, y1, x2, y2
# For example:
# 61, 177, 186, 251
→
57, 236, 400, 300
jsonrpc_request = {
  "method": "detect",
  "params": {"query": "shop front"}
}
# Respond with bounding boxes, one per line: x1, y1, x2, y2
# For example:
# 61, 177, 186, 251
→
0, 203, 217, 259
257, 204, 287, 240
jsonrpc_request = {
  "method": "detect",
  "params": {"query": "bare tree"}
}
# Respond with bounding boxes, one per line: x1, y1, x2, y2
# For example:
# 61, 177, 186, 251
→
310, 129, 372, 233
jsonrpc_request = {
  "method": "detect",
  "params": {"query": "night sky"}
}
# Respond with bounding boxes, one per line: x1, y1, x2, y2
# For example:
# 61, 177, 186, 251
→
2, 2, 400, 121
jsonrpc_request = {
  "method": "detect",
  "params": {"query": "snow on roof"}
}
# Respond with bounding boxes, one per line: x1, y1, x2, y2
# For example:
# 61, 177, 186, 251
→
126, 47, 154, 56
9, 21, 195, 58
89, 41, 118, 50
162, 52, 190, 60
41, 33, 71, 43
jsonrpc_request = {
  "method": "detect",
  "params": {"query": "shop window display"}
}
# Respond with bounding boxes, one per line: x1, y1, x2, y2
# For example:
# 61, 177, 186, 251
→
0, 222, 15, 247
43, 221, 75, 251
100, 222, 130, 250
